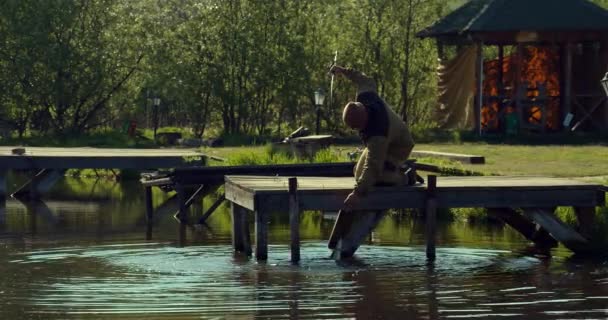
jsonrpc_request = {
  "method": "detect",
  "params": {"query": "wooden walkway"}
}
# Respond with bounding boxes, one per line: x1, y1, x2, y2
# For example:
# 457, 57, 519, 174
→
225, 175, 606, 261
0, 147, 204, 169
0, 147, 205, 201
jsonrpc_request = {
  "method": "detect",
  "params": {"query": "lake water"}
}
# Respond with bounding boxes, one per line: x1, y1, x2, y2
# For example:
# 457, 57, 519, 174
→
0, 178, 607, 319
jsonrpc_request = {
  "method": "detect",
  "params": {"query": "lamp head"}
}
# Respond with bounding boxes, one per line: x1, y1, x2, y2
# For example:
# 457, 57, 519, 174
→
314, 89, 325, 106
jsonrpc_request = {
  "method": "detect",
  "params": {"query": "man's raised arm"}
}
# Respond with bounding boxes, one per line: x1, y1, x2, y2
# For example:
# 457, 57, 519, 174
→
330, 65, 377, 94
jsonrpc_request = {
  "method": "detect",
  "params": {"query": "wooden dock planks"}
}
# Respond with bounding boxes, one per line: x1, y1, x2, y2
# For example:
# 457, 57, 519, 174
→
0, 147, 205, 170
225, 176, 605, 211
224, 175, 606, 260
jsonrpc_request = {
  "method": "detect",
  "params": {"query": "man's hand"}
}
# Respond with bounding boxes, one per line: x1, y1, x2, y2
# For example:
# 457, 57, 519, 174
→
329, 65, 346, 76
343, 191, 361, 211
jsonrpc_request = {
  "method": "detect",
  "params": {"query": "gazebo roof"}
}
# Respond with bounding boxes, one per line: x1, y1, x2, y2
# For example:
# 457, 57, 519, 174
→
417, 0, 608, 39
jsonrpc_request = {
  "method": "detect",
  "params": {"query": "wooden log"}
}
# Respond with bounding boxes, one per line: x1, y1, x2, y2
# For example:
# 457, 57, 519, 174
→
426, 175, 437, 261
574, 207, 595, 240
144, 186, 154, 240
487, 208, 557, 248
410, 150, 485, 164
255, 209, 269, 260
289, 177, 300, 263
523, 208, 589, 253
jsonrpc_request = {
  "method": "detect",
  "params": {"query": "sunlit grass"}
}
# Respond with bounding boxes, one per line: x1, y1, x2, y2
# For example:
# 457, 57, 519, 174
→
415, 143, 608, 177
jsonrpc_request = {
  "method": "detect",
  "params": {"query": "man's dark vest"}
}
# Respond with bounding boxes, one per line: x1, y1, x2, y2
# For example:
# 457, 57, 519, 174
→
357, 91, 389, 144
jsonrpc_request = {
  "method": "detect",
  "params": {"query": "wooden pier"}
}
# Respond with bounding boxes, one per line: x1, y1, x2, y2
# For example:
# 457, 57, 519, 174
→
140, 161, 430, 227
224, 175, 606, 261
140, 162, 359, 228
0, 147, 205, 202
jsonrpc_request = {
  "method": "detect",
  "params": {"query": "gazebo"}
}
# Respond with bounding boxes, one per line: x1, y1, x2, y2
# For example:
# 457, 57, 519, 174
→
417, 0, 608, 135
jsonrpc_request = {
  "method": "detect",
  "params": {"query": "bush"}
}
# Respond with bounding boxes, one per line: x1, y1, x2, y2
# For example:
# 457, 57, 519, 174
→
5, 129, 156, 148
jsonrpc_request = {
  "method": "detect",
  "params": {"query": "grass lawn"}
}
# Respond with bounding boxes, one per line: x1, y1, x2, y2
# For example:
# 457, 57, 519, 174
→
415, 143, 608, 178
202, 142, 608, 184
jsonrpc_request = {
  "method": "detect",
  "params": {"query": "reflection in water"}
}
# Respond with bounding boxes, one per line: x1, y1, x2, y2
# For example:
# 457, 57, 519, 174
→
0, 177, 607, 319
4, 244, 608, 319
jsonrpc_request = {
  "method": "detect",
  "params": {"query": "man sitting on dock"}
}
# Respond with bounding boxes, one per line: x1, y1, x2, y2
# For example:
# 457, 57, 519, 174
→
328, 65, 415, 258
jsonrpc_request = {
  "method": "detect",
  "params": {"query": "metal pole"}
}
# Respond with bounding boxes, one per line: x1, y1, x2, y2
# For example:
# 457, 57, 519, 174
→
153, 103, 159, 141
315, 105, 321, 135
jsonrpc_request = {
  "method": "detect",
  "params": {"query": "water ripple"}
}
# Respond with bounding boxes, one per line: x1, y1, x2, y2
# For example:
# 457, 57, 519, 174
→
2, 242, 607, 319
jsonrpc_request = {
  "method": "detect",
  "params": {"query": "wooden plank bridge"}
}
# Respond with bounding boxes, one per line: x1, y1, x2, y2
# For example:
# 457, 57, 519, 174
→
0, 147, 205, 203
224, 175, 606, 261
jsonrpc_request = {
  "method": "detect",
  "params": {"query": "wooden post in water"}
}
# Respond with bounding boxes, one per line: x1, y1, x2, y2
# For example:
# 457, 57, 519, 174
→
176, 183, 187, 246
425, 175, 437, 261
288, 177, 300, 263
231, 203, 243, 252
241, 209, 252, 256
255, 209, 269, 261
144, 186, 154, 240
231, 203, 252, 255
0, 170, 6, 218
573, 206, 595, 240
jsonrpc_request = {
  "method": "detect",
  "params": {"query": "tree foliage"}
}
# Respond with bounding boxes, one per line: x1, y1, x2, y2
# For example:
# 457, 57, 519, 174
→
0, 0, 447, 138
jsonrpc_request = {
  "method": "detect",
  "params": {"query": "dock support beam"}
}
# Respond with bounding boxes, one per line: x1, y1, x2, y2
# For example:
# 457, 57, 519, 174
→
145, 186, 154, 240
425, 175, 437, 261
12, 169, 67, 199
198, 193, 225, 224
173, 185, 205, 224
0, 170, 6, 226
255, 209, 269, 260
487, 208, 557, 248
231, 203, 252, 256
574, 206, 595, 240
523, 208, 589, 253
176, 183, 187, 246
289, 177, 300, 263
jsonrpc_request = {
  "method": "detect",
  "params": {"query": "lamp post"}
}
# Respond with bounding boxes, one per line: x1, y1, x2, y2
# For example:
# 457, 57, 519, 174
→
153, 97, 161, 140
314, 89, 325, 135
601, 72, 608, 97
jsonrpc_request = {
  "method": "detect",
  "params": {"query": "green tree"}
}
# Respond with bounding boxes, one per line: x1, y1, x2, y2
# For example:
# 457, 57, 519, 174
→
0, 0, 143, 135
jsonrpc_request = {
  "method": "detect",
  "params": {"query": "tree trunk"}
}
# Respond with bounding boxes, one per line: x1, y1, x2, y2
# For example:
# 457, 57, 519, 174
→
399, 0, 414, 122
